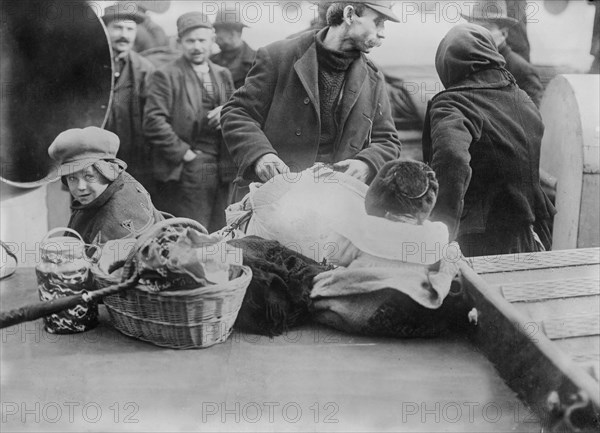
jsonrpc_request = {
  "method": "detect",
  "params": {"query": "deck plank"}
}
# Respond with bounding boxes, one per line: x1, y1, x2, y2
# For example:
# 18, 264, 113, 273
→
462, 248, 600, 432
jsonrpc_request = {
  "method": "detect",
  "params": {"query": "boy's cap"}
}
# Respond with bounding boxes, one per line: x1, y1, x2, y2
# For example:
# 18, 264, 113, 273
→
46, 127, 124, 180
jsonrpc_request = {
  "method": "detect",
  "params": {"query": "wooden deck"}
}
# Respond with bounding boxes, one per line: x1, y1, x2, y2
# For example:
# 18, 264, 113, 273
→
461, 248, 600, 432
1, 268, 537, 432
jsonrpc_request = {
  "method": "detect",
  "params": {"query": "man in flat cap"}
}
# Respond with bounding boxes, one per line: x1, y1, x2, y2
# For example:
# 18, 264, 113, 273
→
461, 0, 544, 107
221, 1, 402, 202
210, 8, 256, 90
143, 12, 235, 232
102, 3, 155, 190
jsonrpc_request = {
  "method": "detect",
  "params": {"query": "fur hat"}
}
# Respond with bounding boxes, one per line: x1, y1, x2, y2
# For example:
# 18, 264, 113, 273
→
365, 159, 439, 224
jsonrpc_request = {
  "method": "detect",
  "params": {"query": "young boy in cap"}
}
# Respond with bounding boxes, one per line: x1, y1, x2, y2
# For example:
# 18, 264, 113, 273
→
48, 127, 164, 245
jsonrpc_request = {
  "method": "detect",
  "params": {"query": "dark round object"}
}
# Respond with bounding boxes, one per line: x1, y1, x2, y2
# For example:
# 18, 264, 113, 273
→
0, 0, 112, 186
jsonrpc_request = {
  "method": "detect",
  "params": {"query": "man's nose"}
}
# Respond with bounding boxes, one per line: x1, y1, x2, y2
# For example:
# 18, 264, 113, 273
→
77, 178, 87, 190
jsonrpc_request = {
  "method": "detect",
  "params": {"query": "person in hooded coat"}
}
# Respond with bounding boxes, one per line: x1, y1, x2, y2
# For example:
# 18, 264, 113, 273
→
422, 24, 555, 257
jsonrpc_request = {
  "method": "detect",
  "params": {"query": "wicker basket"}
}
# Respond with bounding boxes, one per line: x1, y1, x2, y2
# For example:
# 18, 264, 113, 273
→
103, 265, 251, 349
93, 218, 252, 349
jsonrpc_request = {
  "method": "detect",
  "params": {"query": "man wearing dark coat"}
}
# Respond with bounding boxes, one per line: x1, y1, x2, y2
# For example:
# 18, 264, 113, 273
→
221, 1, 402, 201
461, 0, 544, 107
505, 0, 530, 61
210, 8, 256, 90
102, 4, 155, 190
143, 12, 235, 233
423, 24, 555, 257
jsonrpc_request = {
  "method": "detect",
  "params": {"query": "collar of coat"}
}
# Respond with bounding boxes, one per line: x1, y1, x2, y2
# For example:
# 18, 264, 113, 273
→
293, 28, 378, 122
71, 172, 125, 210
212, 41, 256, 64
175, 56, 231, 107
431, 68, 517, 104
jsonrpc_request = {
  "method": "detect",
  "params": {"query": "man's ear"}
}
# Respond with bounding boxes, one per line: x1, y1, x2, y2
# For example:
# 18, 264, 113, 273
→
343, 5, 355, 24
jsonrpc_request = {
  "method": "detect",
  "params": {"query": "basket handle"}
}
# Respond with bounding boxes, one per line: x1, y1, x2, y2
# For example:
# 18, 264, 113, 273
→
132, 218, 207, 251
41, 227, 84, 244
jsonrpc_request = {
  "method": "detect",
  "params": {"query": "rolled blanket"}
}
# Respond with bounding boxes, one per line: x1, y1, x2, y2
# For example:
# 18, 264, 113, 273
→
311, 243, 469, 338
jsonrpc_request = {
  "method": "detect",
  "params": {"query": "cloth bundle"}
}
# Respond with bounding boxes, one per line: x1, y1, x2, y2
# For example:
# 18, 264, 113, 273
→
225, 166, 469, 338
97, 227, 242, 293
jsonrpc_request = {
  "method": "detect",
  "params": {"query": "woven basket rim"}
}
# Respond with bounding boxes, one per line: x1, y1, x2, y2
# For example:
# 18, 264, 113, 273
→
96, 264, 251, 298
136, 265, 250, 297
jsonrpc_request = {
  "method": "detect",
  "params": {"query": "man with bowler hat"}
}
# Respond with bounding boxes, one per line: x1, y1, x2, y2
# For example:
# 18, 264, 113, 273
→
461, 0, 544, 107
143, 12, 235, 233
210, 7, 256, 90
102, 3, 155, 189
221, 1, 402, 202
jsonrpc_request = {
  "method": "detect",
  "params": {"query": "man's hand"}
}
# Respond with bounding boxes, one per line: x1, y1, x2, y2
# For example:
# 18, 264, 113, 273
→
333, 159, 372, 183
255, 153, 289, 182
207, 106, 223, 130
183, 149, 198, 162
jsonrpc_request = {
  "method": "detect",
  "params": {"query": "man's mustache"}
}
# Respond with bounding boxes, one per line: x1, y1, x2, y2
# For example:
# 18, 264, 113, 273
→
115, 38, 131, 44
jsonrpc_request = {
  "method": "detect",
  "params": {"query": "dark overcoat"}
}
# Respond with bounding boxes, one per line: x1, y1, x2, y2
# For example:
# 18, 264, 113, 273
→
422, 25, 555, 243
143, 57, 235, 183
105, 51, 155, 186
210, 41, 256, 90
499, 43, 544, 107
68, 172, 164, 245
220, 29, 401, 184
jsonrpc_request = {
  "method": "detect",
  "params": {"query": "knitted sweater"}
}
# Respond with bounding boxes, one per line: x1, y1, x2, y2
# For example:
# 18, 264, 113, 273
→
315, 31, 360, 157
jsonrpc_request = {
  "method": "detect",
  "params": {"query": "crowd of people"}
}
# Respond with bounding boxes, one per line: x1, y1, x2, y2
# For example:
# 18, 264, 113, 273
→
50, 0, 573, 258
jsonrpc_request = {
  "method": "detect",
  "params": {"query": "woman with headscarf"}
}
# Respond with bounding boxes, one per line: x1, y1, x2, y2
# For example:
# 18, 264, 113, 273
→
47, 127, 164, 245
422, 24, 555, 257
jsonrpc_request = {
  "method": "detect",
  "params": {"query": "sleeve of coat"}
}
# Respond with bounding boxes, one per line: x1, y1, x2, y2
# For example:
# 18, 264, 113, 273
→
143, 68, 190, 164
427, 96, 481, 240
519, 70, 544, 108
220, 47, 278, 179
355, 71, 402, 178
